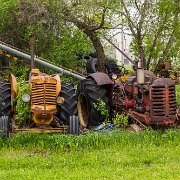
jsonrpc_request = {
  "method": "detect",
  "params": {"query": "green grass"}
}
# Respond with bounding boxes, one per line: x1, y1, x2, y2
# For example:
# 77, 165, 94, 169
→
176, 85, 180, 106
0, 130, 180, 179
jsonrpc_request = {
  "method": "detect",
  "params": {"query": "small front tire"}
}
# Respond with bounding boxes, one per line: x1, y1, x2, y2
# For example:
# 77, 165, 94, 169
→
0, 116, 11, 138
69, 115, 79, 135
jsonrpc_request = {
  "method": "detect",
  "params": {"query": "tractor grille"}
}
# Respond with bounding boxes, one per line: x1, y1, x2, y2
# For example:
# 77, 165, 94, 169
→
151, 85, 176, 117
31, 83, 56, 106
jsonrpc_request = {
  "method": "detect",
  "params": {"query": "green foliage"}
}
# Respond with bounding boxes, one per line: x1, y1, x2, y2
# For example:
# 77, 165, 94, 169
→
93, 98, 109, 123
112, 113, 128, 127
16, 82, 31, 122
0, 0, 92, 74
3, 61, 30, 81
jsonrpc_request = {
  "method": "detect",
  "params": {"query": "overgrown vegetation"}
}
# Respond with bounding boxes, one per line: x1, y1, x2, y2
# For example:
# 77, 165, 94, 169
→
94, 98, 110, 123
16, 82, 31, 122
112, 113, 128, 127
0, 130, 179, 151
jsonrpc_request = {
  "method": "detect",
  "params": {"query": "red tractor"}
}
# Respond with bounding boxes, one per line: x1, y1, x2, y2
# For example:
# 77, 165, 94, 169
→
77, 63, 178, 129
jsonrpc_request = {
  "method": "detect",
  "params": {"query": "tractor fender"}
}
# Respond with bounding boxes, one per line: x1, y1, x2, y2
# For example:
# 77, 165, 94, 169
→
88, 72, 112, 86
54, 74, 61, 96
9, 73, 18, 100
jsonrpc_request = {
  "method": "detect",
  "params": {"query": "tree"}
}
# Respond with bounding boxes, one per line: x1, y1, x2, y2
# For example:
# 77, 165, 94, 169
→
118, 0, 179, 69
0, 0, 92, 70
48, 0, 119, 72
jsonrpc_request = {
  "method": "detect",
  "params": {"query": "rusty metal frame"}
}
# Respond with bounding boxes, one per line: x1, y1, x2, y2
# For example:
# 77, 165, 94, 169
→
13, 126, 69, 134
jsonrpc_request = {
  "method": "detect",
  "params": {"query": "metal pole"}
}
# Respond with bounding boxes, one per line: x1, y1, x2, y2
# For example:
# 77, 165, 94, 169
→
103, 36, 135, 65
0, 43, 85, 80
29, 36, 35, 70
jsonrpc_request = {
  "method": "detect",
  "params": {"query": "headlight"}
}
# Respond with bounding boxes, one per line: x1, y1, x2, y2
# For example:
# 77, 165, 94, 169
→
22, 94, 31, 103
112, 74, 118, 80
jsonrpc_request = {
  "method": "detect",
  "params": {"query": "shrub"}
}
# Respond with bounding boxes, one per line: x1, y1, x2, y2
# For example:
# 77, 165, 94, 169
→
16, 81, 31, 122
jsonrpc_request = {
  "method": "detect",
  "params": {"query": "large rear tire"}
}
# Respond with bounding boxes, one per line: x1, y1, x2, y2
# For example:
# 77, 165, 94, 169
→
0, 80, 11, 116
59, 83, 77, 124
77, 77, 110, 128
0, 80, 11, 138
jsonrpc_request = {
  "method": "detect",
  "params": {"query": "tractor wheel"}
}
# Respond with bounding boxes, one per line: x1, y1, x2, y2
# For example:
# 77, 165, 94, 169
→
59, 82, 77, 124
69, 115, 79, 135
105, 60, 121, 74
86, 58, 121, 75
0, 116, 11, 138
77, 77, 110, 128
0, 80, 11, 117
86, 58, 98, 74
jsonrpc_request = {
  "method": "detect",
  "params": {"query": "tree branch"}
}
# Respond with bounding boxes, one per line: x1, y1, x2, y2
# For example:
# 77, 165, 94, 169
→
134, 0, 141, 13
120, 0, 137, 38
89, 8, 107, 31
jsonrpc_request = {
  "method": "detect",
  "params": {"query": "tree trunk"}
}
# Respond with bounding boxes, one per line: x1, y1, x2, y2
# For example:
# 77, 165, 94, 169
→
84, 30, 106, 72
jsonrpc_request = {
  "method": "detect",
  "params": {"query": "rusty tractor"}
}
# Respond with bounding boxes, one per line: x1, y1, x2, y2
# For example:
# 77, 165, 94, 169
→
154, 59, 180, 84
77, 60, 179, 130
0, 39, 79, 138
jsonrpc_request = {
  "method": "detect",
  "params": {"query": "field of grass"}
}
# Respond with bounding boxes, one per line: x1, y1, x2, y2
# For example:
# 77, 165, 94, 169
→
0, 84, 179, 179
0, 130, 180, 179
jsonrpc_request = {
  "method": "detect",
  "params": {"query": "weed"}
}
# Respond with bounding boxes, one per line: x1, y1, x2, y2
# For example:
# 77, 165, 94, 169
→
112, 113, 128, 127
93, 98, 110, 123
16, 82, 31, 122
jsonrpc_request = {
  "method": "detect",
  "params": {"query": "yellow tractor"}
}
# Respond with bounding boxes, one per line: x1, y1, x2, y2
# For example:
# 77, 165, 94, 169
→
0, 39, 79, 137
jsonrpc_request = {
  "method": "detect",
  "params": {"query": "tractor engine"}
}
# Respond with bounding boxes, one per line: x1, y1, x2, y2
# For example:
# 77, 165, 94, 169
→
29, 69, 61, 126
123, 70, 177, 125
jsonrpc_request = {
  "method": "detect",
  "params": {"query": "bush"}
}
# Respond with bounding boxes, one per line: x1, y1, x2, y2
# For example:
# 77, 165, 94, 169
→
16, 82, 31, 122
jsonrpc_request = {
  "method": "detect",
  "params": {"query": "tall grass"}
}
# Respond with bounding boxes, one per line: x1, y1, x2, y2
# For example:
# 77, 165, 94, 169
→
0, 130, 179, 151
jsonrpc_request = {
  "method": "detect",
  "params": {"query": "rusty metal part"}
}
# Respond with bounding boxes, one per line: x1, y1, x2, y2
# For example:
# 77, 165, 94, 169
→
30, 71, 61, 125
112, 86, 124, 107
131, 70, 157, 84
149, 78, 176, 124
33, 113, 53, 125
88, 72, 112, 86
29, 36, 35, 70
125, 124, 141, 132
9, 73, 18, 100
13, 126, 69, 134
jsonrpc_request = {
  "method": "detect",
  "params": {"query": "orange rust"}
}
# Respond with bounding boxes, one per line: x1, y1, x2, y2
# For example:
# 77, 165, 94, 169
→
13, 126, 69, 133
9, 73, 18, 99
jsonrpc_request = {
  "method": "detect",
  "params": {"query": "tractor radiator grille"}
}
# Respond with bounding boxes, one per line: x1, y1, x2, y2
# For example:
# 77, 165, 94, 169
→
31, 83, 56, 106
151, 85, 176, 117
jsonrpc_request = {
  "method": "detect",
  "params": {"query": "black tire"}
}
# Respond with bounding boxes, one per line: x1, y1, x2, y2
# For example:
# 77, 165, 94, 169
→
59, 82, 77, 124
77, 77, 110, 128
105, 59, 121, 74
86, 58, 121, 75
69, 115, 79, 135
0, 80, 11, 116
86, 58, 98, 74
0, 116, 11, 138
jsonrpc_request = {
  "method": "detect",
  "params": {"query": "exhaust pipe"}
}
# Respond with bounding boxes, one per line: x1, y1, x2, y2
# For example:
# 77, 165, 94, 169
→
29, 36, 35, 70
